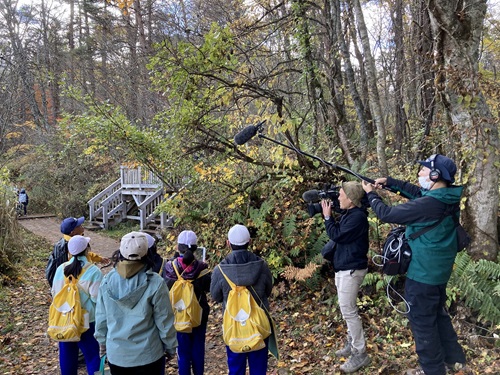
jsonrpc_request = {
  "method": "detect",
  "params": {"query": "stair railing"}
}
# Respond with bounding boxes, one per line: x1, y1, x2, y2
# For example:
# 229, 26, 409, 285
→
88, 179, 121, 223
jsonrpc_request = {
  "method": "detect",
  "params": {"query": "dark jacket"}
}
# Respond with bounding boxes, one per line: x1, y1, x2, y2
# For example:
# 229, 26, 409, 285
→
367, 176, 463, 285
210, 249, 273, 310
163, 257, 211, 324
324, 206, 369, 272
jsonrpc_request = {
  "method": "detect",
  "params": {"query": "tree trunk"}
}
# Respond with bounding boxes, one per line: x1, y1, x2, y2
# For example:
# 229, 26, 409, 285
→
428, 0, 499, 260
391, 0, 409, 157
414, 1, 436, 159
334, 0, 369, 162
351, 0, 388, 175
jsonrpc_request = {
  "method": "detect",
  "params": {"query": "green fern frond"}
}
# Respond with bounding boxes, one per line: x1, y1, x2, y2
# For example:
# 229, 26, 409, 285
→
448, 252, 500, 325
290, 246, 301, 257
361, 272, 378, 287
283, 214, 297, 239
303, 271, 322, 290
476, 259, 500, 278
311, 233, 329, 255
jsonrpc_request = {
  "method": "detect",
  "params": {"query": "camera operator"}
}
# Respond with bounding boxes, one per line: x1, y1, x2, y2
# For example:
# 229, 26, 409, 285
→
321, 181, 371, 373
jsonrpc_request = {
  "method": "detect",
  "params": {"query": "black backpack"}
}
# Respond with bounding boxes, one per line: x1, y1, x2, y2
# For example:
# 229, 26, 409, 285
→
45, 239, 68, 287
381, 226, 412, 276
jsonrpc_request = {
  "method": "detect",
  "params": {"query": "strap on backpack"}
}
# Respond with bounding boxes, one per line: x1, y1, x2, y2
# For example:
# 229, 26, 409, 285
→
172, 260, 185, 279
407, 202, 459, 240
173, 260, 209, 281
218, 265, 263, 307
218, 265, 236, 290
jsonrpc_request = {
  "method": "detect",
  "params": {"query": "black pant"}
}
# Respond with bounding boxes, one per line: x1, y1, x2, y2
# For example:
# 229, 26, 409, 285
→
22, 202, 27, 215
109, 355, 165, 375
405, 279, 466, 375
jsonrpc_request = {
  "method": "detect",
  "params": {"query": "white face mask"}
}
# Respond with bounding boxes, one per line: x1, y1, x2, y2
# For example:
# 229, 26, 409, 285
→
418, 176, 433, 190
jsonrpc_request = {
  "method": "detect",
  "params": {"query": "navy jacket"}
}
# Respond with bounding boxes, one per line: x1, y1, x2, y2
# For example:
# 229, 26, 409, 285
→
324, 206, 369, 272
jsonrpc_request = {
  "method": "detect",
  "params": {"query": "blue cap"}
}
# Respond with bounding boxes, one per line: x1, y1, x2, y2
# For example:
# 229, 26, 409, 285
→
418, 154, 457, 183
60, 216, 85, 235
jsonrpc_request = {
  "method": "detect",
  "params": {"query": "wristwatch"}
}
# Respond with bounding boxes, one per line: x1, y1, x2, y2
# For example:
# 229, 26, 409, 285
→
324, 216, 331, 221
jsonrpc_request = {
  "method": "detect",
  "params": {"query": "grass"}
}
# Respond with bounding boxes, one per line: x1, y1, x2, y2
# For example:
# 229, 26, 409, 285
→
98, 220, 141, 240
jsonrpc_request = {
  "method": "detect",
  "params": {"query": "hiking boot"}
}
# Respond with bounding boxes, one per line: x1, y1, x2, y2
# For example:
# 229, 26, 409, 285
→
339, 350, 371, 373
335, 338, 352, 358
405, 368, 426, 375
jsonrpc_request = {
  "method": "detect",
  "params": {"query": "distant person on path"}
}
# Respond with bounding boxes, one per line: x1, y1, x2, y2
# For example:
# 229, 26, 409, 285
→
321, 181, 371, 373
362, 154, 467, 375
51, 235, 103, 375
210, 224, 274, 375
163, 230, 211, 375
18, 188, 28, 215
95, 231, 177, 375
45, 217, 110, 287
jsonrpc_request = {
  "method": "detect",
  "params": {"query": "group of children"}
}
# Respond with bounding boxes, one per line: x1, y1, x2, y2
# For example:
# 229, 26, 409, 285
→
48, 218, 273, 375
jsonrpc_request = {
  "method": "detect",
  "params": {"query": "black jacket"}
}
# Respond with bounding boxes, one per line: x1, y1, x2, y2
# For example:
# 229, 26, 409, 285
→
324, 206, 369, 272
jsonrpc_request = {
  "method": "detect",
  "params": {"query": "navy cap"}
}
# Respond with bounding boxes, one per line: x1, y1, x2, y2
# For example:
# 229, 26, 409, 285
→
418, 154, 457, 183
60, 216, 85, 235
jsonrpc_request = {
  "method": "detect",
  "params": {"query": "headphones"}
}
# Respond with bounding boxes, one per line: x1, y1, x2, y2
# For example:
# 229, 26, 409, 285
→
428, 154, 442, 181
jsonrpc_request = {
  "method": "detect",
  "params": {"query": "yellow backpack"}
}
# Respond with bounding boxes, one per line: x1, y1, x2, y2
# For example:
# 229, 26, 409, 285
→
218, 265, 271, 353
47, 272, 89, 342
169, 261, 207, 333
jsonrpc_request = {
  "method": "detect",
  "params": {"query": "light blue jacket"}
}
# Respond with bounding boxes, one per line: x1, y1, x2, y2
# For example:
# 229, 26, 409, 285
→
51, 256, 103, 323
94, 265, 177, 367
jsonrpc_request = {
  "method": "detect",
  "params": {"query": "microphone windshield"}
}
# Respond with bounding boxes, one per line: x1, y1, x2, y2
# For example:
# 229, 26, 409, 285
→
302, 189, 320, 203
234, 125, 259, 145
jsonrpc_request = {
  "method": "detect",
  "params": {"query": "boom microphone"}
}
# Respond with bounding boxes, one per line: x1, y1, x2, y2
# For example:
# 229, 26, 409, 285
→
233, 121, 266, 145
302, 189, 321, 203
234, 126, 259, 145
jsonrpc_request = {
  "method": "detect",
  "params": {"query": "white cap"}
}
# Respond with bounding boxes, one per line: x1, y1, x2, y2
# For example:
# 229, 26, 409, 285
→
228, 224, 250, 246
68, 235, 91, 256
120, 232, 148, 260
143, 232, 156, 248
177, 230, 197, 246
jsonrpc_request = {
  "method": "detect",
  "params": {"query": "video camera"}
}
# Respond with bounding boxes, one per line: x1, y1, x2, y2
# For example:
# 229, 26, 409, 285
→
302, 184, 342, 217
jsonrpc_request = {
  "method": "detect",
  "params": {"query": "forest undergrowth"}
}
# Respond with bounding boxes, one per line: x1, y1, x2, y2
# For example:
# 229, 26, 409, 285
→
0, 229, 498, 375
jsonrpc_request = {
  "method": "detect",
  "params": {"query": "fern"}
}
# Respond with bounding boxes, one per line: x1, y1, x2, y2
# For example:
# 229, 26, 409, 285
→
448, 251, 500, 325
310, 232, 329, 255
283, 214, 296, 240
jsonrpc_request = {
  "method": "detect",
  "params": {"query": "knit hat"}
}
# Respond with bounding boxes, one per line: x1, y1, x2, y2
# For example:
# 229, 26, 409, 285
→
228, 224, 251, 246
68, 235, 91, 256
177, 230, 197, 246
342, 181, 365, 208
60, 216, 85, 235
120, 232, 148, 260
418, 154, 457, 183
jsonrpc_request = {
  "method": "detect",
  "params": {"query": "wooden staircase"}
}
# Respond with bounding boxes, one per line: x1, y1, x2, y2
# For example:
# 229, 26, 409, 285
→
87, 166, 178, 230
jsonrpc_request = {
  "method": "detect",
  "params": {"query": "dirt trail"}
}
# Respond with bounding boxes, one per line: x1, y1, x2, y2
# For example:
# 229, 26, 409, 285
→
18, 216, 119, 259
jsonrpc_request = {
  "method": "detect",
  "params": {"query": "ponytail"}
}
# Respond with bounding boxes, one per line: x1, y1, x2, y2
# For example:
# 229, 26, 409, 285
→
182, 249, 195, 266
64, 256, 84, 278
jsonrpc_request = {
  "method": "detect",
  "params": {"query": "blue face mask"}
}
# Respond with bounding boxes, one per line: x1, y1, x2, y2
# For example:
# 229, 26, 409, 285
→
418, 176, 433, 190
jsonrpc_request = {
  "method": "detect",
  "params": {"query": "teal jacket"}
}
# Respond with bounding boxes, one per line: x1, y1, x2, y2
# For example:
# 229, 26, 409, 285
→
94, 264, 177, 367
367, 177, 463, 285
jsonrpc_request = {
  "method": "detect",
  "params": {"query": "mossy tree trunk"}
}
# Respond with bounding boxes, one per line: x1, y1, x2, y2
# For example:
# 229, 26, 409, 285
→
428, 0, 499, 260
